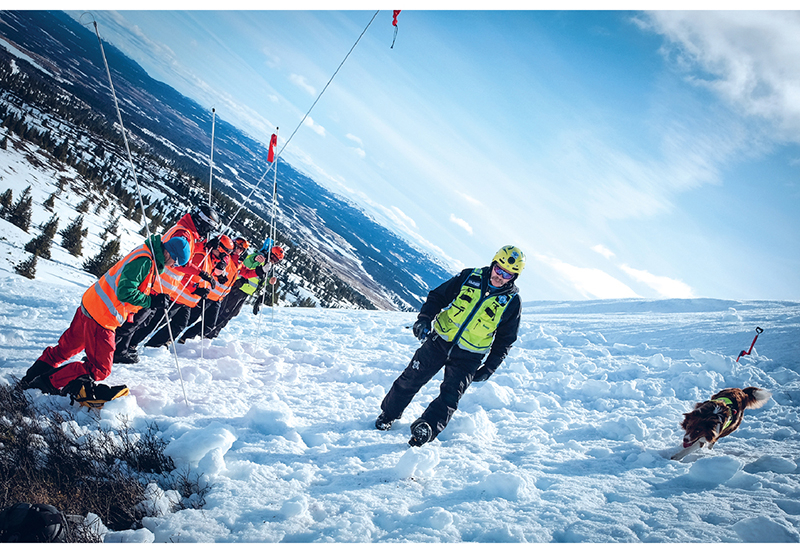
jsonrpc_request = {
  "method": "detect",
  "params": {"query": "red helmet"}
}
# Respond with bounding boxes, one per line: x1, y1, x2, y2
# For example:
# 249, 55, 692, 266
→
234, 237, 250, 250
217, 234, 234, 254
270, 246, 285, 262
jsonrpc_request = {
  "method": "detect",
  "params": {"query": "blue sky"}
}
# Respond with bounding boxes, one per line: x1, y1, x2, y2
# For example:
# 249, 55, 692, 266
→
57, 7, 799, 301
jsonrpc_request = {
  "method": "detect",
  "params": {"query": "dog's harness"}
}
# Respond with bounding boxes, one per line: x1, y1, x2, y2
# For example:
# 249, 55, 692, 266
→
711, 397, 737, 432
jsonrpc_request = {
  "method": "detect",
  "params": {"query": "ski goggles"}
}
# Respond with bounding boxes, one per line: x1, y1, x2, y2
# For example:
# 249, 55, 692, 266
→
493, 264, 515, 280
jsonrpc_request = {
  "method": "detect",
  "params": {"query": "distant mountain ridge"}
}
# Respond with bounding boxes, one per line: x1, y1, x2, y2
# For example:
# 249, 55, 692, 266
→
0, 10, 451, 310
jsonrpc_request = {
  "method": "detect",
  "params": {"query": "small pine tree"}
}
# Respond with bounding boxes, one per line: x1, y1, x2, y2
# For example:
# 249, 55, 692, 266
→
0, 134, 7, 150
7, 186, 33, 232
60, 215, 85, 257
25, 232, 53, 260
76, 198, 92, 214
14, 253, 37, 279
43, 191, 57, 211
0, 188, 13, 219
41, 213, 59, 239
83, 238, 121, 277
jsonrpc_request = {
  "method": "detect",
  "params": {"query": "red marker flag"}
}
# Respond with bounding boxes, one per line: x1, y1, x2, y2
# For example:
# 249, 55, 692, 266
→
392, 10, 401, 26
267, 133, 277, 163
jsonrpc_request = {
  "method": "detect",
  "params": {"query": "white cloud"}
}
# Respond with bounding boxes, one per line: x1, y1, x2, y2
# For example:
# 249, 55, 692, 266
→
458, 191, 482, 206
353, 148, 366, 159
290, 73, 316, 96
449, 214, 473, 235
620, 264, 695, 299
346, 133, 363, 147
592, 244, 615, 259
536, 254, 640, 300
642, 11, 800, 143
303, 116, 325, 137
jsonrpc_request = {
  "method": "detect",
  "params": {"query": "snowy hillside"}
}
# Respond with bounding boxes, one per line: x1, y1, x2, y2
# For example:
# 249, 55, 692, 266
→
1, 267, 798, 543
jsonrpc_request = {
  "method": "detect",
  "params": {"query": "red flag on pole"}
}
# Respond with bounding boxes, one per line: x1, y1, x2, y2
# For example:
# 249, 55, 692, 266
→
391, 10, 401, 48
267, 133, 277, 163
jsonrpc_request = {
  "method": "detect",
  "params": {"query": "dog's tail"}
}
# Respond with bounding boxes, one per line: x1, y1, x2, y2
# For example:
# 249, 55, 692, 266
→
743, 387, 771, 409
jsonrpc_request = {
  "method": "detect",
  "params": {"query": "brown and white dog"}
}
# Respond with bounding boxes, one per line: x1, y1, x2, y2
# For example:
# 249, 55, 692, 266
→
671, 387, 771, 461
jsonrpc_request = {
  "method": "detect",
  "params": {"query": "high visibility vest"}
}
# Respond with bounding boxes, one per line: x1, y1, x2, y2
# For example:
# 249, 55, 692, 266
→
152, 221, 204, 307
207, 255, 241, 301
433, 268, 516, 354
81, 243, 156, 330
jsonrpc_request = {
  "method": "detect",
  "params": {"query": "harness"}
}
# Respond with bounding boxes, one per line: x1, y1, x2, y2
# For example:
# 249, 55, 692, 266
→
710, 397, 737, 432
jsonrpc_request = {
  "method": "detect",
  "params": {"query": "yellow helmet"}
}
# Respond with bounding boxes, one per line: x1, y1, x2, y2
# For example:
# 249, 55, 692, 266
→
492, 245, 525, 275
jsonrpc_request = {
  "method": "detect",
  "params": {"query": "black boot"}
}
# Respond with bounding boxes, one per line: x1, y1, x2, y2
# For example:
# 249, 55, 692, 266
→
408, 418, 433, 447
375, 412, 395, 431
20, 359, 55, 389
26, 373, 62, 396
113, 348, 139, 365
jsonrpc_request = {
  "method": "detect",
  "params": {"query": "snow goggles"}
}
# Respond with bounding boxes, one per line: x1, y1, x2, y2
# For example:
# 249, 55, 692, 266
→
493, 264, 515, 280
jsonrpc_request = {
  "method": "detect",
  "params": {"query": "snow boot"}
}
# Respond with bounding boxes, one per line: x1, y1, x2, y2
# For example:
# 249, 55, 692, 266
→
408, 418, 433, 447
19, 359, 55, 389
25, 373, 62, 396
375, 412, 395, 431
113, 348, 139, 365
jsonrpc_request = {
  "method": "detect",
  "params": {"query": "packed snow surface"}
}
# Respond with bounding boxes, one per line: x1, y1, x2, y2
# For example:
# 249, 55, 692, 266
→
1, 274, 799, 543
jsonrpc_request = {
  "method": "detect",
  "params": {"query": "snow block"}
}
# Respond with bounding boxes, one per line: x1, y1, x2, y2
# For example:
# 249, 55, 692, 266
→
687, 455, 743, 485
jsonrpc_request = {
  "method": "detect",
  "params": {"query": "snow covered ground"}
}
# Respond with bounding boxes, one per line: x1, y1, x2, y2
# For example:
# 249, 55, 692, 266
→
1, 268, 799, 543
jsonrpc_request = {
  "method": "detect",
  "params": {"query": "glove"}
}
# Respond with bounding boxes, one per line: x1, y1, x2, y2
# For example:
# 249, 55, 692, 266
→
199, 271, 217, 289
253, 302, 261, 315
195, 287, 210, 299
255, 265, 266, 277
217, 273, 228, 285
412, 318, 431, 341
215, 261, 226, 271
473, 366, 493, 382
268, 276, 278, 286
149, 293, 170, 311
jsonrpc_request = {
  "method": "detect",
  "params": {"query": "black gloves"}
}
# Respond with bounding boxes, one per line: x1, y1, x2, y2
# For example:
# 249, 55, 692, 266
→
199, 271, 217, 289
473, 365, 493, 382
255, 265, 266, 278
149, 293, 170, 311
253, 302, 261, 315
195, 287, 210, 299
412, 317, 431, 341
216, 273, 227, 285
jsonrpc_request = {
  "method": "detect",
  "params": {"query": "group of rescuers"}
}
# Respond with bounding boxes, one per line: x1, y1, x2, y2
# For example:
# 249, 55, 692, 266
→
19, 202, 526, 448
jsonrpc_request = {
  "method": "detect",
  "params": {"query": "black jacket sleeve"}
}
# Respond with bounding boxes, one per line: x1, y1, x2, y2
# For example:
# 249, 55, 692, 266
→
418, 268, 473, 322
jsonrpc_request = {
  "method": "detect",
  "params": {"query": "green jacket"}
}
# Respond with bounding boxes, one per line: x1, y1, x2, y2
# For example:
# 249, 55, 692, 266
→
116, 234, 167, 309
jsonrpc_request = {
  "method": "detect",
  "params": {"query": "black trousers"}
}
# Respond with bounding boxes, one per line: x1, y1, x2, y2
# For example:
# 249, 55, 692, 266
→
205, 287, 250, 339
143, 304, 192, 348
380, 332, 483, 439
115, 307, 157, 354
180, 299, 222, 341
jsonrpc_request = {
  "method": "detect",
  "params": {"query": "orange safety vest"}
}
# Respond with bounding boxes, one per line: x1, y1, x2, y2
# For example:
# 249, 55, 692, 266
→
152, 218, 204, 307
206, 253, 242, 301
81, 243, 157, 330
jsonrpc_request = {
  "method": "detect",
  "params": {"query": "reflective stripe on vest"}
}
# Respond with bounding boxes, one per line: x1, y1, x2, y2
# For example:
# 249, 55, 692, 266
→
207, 256, 240, 301
433, 268, 515, 354
81, 243, 155, 330
239, 275, 260, 296
154, 222, 204, 306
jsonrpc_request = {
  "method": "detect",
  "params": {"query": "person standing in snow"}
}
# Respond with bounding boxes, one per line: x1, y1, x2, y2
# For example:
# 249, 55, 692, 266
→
375, 245, 525, 447
19, 235, 191, 395
113, 204, 219, 364
179, 236, 250, 343
201, 238, 284, 340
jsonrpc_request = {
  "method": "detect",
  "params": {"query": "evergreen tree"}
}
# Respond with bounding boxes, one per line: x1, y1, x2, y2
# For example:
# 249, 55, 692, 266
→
0, 134, 7, 150
83, 238, 121, 277
41, 213, 59, 239
60, 215, 85, 257
43, 191, 57, 211
14, 253, 37, 279
76, 198, 92, 214
7, 186, 33, 232
0, 188, 12, 219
